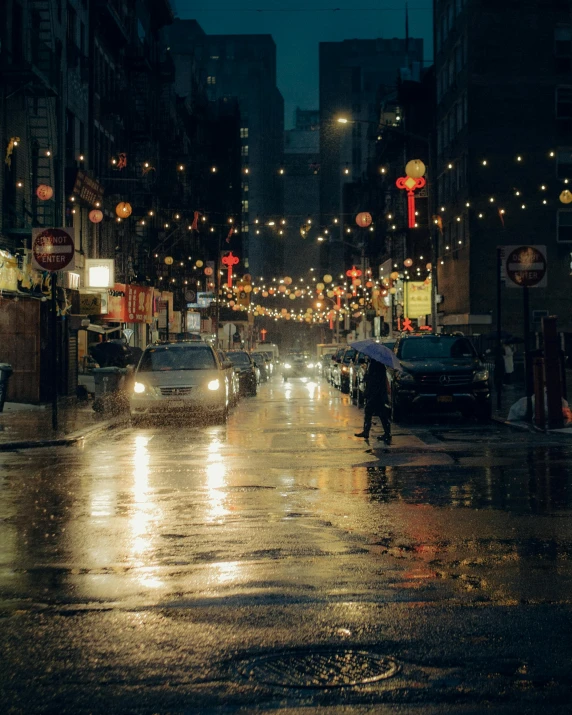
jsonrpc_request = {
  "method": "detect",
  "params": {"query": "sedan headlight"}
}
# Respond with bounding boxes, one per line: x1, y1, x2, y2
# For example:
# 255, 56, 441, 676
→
396, 371, 415, 383
473, 369, 489, 382
134, 382, 146, 394
207, 379, 220, 391
284, 363, 291, 369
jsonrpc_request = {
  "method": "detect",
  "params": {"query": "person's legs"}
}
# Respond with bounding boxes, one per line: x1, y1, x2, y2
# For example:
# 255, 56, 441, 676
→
376, 404, 392, 443
355, 400, 373, 438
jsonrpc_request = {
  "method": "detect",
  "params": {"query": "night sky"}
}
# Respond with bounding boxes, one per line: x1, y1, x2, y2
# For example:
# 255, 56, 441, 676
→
173, 1, 433, 128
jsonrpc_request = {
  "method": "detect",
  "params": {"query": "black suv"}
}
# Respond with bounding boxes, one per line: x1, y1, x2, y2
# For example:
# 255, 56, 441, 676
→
389, 334, 491, 420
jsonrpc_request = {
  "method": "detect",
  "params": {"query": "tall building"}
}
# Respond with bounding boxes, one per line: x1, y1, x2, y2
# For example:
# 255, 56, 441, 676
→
203, 34, 284, 279
319, 37, 424, 274
435, 0, 572, 335
165, 26, 284, 279
284, 108, 320, 280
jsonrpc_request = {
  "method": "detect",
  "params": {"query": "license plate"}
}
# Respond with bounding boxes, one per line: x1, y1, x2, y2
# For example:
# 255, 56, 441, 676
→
437, 395, 453, 403
167, 399, 186, 406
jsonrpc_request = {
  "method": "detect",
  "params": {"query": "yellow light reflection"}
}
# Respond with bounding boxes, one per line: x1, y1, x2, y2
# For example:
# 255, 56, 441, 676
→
129, 435, 164, 588
206, 439, 229, 521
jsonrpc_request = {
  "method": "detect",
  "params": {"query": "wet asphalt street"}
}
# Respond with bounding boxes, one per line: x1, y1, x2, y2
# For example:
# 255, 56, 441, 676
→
1, 375, 572, 714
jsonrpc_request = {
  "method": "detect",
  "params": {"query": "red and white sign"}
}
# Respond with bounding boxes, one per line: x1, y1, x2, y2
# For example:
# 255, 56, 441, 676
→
32, 228, 75, 272
501, 245, 547, 288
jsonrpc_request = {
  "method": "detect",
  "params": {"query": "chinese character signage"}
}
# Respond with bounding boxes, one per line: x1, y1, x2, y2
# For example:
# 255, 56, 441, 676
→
126, 285, 153, 323
405, 280, 432, 318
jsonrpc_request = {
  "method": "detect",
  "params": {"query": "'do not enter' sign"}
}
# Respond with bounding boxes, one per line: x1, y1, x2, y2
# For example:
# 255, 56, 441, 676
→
32, 228, 76, 272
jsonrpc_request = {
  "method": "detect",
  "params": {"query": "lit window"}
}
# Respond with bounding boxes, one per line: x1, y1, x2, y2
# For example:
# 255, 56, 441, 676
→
241, 200, 249, 212
241, 145, 249, 156
240, 127, 249, 138
207, 76, 216, 85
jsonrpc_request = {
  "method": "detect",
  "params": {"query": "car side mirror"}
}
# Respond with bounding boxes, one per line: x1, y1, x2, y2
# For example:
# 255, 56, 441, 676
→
222, 360, 233, 369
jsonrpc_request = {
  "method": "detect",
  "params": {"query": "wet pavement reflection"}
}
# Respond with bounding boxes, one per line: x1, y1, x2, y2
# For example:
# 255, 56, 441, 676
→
1, 375, 572, 711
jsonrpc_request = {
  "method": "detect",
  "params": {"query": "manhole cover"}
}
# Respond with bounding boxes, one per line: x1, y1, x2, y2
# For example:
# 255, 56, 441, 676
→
236, 649, 399, 689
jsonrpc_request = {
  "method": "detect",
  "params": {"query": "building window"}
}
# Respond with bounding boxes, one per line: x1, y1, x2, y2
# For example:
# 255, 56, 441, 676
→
240, 127, 248, 138
241, 223, 248, 233
557, 149, 572, 179
555, 27, 571, 74
556, 87, 572, 118
241, 145, 249, 156
241, 200, 249, 212
557, 210, 572, 242
210, 55, 219, 60
207, 76, 216, 85
241, 182, 249, 192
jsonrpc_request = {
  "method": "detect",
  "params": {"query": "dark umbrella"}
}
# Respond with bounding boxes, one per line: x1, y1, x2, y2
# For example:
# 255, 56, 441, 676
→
89, 342, 130, 368
349, 339, 403, 371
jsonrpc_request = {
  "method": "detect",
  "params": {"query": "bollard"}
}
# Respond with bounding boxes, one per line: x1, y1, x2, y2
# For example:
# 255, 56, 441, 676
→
533, 357, 545, 429
542, 316, 564, 429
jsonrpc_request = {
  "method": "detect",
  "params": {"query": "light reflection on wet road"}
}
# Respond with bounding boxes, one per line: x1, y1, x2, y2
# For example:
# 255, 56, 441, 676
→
1, 376, 572, 712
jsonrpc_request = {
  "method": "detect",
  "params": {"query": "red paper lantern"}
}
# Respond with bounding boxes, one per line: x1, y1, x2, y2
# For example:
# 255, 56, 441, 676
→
355, 212, 372, 227
36, 184, 53, 201
404, 258, 413, 267
115, 201, 132, 218
89, 209, 103, 223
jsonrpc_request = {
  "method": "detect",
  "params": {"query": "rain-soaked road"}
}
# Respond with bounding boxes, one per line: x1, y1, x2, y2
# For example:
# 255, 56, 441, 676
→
1, 375, 572, 713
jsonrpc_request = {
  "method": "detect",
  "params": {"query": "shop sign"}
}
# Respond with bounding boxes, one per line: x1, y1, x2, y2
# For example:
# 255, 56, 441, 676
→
126, 285, 153, 323
71, 170, 105, 206
78, 291, 102, 315
186, 311, 201, 332
0, 250, 19, 292
405, 280, 432, 318
100, 283, 126, 321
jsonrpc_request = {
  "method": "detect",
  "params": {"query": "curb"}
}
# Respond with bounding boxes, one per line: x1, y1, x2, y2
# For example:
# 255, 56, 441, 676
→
492, 415, 572, 436
0, 414, 129, 452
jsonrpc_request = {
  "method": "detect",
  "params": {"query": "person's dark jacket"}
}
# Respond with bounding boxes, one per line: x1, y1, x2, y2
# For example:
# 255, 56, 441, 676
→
363, 361, 389, 406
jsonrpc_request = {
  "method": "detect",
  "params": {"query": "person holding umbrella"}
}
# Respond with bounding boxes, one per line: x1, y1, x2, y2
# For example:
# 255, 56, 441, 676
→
350, 339, 402, 444
354, 358, 392, 443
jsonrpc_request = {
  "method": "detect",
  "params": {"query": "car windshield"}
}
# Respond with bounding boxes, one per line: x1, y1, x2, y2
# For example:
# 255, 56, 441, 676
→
139, 345, 216, 371
227, 352, 251, 365
343, 349, 357, 363
399, 337, 476, 360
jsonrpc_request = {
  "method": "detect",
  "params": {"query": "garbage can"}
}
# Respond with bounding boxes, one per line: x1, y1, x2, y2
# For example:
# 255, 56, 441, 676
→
92, 367, 128, 413
0, 363, 13, 413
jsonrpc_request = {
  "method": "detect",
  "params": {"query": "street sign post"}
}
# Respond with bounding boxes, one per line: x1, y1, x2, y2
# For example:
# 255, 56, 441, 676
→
501, 245, 548, 421
32, 228, 76, 431
32, 227, 75, 272
503, 245, 547, 288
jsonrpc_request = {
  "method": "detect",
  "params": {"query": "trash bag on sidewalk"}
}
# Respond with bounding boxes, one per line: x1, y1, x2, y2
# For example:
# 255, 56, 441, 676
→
507, 393, 570, 422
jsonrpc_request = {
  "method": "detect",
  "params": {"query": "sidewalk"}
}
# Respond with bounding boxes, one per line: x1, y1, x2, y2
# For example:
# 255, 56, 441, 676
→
492, 377, 572, 436
0, 399, 128, 450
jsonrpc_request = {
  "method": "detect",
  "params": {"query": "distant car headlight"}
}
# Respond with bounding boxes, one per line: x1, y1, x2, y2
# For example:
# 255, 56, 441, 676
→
284, 363, 291, 369
134, 382, 146, 394
396, 371, 414, 383
473, 369, 489, 382
208, 379, 220, 391
307, 363, 314, 369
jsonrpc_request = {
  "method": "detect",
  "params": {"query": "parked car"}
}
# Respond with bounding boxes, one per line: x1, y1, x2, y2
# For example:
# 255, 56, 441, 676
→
389, 333, 492, 421
327, 347, 346, 385
218, 351, 241, 406
349, 352, 368, 407
251, 352, 269, 382
130, 341, 233, 424
226, 350, 258, 396
317, 349, 337, 377
332, 347, 357, 393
